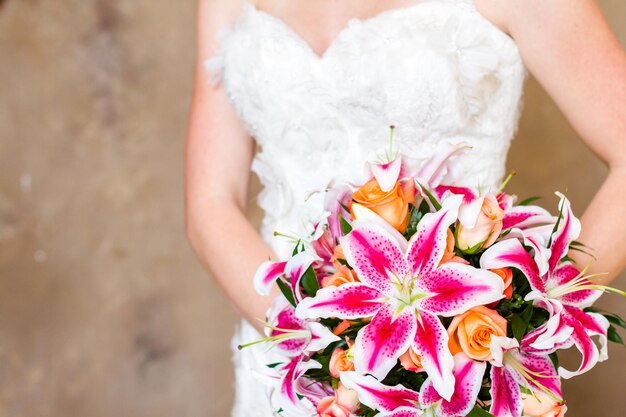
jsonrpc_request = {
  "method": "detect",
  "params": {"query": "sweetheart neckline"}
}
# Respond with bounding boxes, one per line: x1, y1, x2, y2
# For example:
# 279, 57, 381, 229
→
242, 0, 452, 61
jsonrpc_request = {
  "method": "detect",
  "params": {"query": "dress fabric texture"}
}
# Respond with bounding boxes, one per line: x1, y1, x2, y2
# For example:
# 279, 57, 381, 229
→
205, 0, 528, 415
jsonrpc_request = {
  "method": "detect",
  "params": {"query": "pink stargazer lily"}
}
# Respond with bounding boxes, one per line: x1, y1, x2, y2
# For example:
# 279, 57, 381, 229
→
246, 298, 340, 412
488, 336, 563, 417
254, 250, 321, 302
481, 193, 613, 378
296, 195, 504, 400
339, 354, 485, 417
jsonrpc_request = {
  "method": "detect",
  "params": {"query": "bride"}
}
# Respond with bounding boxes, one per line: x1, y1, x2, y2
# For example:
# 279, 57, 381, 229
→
184, 0, 626, 415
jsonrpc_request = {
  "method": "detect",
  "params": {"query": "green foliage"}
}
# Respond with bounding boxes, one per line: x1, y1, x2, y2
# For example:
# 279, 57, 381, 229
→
339, 213, 353, 235
517, 196, 541, 206
467, 405, 497, 417
301, 265, 320, 297
276, 279, 297, 307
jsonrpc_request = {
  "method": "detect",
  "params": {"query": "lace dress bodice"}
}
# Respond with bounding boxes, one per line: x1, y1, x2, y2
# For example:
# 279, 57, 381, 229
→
204, 1, 528, 415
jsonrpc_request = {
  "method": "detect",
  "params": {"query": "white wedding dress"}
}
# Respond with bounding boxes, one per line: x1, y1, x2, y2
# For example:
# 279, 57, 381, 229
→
205, 0, 528, 415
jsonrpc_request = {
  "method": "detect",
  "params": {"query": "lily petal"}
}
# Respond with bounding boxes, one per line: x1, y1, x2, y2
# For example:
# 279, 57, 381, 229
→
341, 221, 409, 293
354, 303, 417, 380
278, 356, 322, 407
268, 299, 308, 355
295, 283, 384, 320
306, 322, 341, 352
481, 239, 546, 294
340, 372, 419, 412
420, 353, 486, 417
254, 260, 287, 296
509, 349, 562, 400
418, 263, 504, 316
548, 193, 581, 272
285, 251, 322, 302
557, 305, 609, 379
406, 194, 462, 275
489, 365, 522, 417
550, 263, 602, 308
371, 156, 403, 192
413, 310, 455, 402
503, 205, 554, 231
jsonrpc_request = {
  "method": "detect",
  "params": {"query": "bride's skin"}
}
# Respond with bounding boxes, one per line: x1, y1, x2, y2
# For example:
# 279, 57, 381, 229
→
185, 0, 626, 330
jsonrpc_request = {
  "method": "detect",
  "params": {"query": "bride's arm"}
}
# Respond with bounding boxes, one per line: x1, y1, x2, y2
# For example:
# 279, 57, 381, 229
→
480, 0, 626, 284
185, 0, 274, 329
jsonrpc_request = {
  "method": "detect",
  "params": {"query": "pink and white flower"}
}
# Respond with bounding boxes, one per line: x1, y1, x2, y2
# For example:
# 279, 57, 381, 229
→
488, 336, 562, 417
296, 195, 504, 400
481, 194, 613, 378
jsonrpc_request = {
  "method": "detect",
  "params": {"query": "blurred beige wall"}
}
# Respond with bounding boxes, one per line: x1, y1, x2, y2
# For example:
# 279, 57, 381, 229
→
0, 0, 624, 416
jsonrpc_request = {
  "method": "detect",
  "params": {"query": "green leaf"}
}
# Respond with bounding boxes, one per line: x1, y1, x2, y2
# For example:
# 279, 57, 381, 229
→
301, 265, 320, 297
607, 325, 625, 346
339, 213, 353, 235
276, 279, 297, 307
512, 314, 529, 343
416, 181, 442, 211
518, 196, 541, 206
467, 405, 497, 417
549, 352, 560, 369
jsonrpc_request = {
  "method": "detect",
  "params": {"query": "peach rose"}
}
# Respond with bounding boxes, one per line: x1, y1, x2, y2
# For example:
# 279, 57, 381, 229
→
448, 306, 507, 361
456, 197, 505, 253
521, 391, 567, 417
329, 348, 355, 377
331, 245, 346, 268
321, 265, 359, 288
316, 383, 359, 417
491, 267, 513, 300
352, 178, 411, 233
399, 347, 424, 372
440, 229, 471, 266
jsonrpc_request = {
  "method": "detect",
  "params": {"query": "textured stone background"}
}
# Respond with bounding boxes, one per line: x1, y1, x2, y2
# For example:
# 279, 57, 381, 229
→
0, 0, 624, 416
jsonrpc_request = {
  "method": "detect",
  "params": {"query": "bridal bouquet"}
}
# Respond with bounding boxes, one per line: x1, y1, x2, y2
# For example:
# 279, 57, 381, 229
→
245, 138, 625, 417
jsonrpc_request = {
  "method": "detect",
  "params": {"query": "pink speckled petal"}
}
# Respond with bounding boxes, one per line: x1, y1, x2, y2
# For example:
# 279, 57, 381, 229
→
340, 372, 419, 412
371, 156, 402, 192
340, 223, 409, 294
413, 310, 455, 402
269, 301, 307, 355
354, 303, 417, 380
434, 185, 477, 204
489, 365, 522, 417
521, 312, 573, 354
548, 194, 581, 272
285, 251, 322, 302
509, 350, 562, 399
418, 263, 504, 316
406, 194, 462, 275
278, 356, 322, 407
295, 283, 384, 320
557, 306, 609, 379
503, 205, 554, 230
420, 353, 486, 417
550, 263, 602, 308
254, 260, 287, 296
481, 239, 546, 294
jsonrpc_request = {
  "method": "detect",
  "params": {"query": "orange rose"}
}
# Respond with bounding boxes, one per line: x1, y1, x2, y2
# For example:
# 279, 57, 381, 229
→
522, 391, 567, 417
352, 178, 411, 233
316, 383, 360, 417
448, 306, 507, 361
329, 348, 355, 377
331, 245, 346, 268
491, 267, 513, 300
321, 265, 360, 288
440, 229, 471, 266
399, 347, 424, 373
456, 197, 505, 253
